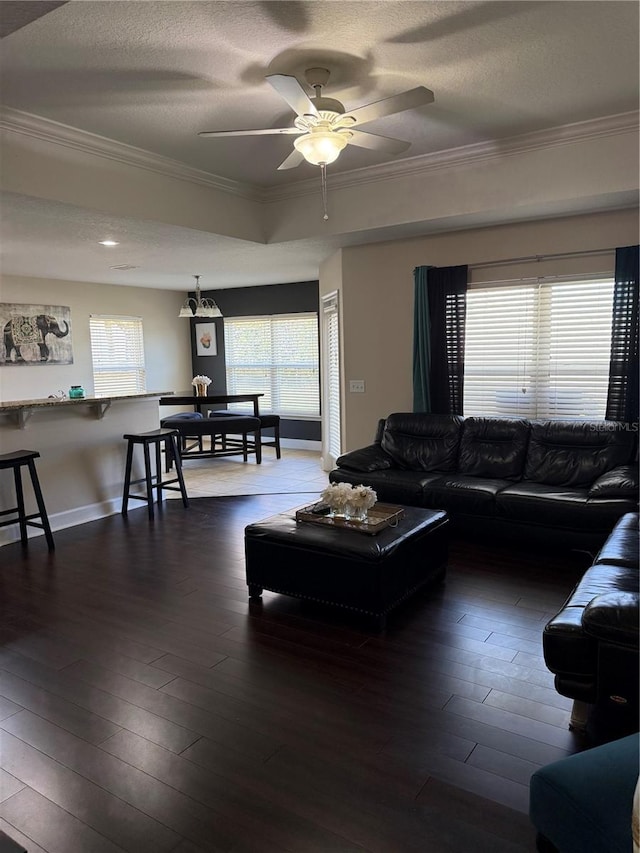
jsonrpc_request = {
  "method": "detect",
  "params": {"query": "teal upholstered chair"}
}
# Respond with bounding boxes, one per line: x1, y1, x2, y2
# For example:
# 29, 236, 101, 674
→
530, 733, 639, 853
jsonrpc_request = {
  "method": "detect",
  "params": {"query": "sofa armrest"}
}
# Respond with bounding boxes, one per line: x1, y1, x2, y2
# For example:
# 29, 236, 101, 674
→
583, 592, 639, 649
588, 465, 639, 499
336, 444, 393, 473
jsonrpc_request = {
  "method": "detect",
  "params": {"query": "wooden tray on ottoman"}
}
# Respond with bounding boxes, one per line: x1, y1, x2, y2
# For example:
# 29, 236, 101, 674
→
295, 502, 404, 535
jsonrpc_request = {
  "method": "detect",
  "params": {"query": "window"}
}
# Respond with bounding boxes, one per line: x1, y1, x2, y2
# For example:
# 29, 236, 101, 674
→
464, 277, 614, 419
224, 313, 320, 417
89, 315, 146, 396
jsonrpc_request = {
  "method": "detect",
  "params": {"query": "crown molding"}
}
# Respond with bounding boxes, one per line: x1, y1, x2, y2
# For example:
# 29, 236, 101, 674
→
2, 105, 637, 206
0, 106, 261, 201
263, 111, 640, 202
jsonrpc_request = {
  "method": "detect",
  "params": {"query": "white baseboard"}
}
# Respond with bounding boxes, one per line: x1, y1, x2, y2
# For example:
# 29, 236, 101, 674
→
280, 439, 321, 451
0, 497, 121, 547
0, 445, 322, 546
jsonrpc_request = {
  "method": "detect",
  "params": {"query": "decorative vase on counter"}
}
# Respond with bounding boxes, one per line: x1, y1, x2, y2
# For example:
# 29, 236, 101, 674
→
69, 385, 85, 399
195, 382, 208, 396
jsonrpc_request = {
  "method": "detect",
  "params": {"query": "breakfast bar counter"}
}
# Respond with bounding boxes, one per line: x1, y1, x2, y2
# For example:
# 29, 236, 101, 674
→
0, 391, 171, 429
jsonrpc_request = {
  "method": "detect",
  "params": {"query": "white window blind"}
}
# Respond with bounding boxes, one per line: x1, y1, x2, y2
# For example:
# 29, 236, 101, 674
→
464, 278, 614, 419
323, 293, 341, 461
89, 315, 146, 396
224, 313, 320, 417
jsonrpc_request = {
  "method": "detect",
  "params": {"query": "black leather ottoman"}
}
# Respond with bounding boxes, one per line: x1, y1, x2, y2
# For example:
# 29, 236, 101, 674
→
244, 506, 449, 629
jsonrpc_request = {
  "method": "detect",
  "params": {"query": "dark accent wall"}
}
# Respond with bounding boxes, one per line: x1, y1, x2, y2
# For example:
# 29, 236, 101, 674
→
190, 281, 321, 441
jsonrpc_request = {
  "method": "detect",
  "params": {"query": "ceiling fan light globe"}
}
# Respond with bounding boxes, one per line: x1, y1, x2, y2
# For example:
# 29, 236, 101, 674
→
294, 131, 349, 166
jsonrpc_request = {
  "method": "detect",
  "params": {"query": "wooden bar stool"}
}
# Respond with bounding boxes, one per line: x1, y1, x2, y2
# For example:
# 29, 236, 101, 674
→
122, 429, 189, 520
0, 450, 55, 550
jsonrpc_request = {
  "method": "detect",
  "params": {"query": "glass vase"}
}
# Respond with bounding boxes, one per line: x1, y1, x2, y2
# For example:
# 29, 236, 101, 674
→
346, 503, 368, 523
328, 507, 345, 519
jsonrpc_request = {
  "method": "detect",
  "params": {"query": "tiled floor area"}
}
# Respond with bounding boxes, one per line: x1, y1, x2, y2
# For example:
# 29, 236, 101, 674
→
177, 447, 330, 499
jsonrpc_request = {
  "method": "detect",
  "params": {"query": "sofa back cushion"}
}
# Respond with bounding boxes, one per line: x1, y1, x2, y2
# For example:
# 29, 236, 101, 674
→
458, 417, 530, 479
381, 413, 463, 472
525, 420, 636, 487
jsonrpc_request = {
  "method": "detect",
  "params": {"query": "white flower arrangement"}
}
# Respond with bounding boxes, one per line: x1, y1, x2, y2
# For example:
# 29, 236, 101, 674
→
349, 484, 378, 511
320, 482, 377, 515
191, 375, 212, 387
321, 482, 354, 510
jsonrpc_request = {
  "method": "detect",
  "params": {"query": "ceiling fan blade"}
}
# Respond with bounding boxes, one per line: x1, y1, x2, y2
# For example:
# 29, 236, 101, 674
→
198, 127, 302, 138
277, 149, 305, 170
266, 74, 318, 118
346, 86, 434, 127
346, 130, 411, 154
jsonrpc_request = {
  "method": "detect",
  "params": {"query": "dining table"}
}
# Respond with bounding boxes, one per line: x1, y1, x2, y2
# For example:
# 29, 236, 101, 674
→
158, 393, 264, 417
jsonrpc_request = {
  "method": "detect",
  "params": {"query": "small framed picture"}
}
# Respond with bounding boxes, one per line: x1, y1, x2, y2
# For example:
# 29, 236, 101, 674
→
195, 323, 217, 356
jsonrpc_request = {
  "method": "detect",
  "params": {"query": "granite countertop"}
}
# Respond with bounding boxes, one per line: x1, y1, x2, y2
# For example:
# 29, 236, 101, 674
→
0, 391, 173, 411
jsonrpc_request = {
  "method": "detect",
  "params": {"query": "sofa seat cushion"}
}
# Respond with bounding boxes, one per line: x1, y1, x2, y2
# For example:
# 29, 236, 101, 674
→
525, 420, 636, 487
380, 413, 462, 472
594, 512, 639, 568
457, 417, 530, 479
329, 468, 443, 506
496, 482, 636, 531
423, 475, 509, 516
544, 562, 639, 677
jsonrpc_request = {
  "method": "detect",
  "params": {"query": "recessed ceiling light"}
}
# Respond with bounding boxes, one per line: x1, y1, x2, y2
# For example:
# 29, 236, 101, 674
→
99, 240, 119, 246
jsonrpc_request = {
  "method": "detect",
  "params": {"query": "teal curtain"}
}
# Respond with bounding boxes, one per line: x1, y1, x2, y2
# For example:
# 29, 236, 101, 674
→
413, 264, 468, 414
412, 266, 432, 412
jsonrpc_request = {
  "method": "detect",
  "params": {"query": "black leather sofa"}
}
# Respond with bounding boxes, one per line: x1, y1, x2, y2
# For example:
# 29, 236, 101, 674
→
542, 512, 639, 741
329, 413, 638, 549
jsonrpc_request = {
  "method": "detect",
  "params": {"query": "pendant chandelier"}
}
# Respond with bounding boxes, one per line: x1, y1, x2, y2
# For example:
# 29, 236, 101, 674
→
178, 275, 222, 318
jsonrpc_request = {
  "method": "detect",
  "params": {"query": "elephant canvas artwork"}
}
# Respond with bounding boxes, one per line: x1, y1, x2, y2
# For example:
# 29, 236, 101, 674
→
0, 303, 73, 365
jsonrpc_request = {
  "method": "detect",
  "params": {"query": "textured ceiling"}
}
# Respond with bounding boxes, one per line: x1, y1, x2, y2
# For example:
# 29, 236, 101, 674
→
0, 191, 347, 288
0, 1, 639, 289
0, 1, 67, 38
2, 0, 639, 187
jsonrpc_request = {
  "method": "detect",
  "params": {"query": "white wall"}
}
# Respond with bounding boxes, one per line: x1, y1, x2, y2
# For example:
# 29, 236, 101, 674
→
324, 208, 640, 450
0, 275, 190, 401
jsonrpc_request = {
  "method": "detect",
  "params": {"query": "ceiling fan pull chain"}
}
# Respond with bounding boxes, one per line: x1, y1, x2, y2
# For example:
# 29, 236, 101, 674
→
321, 164, 329, 221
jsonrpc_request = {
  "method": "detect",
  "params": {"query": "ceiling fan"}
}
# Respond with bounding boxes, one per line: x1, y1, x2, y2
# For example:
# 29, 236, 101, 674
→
198, 67, 434, 171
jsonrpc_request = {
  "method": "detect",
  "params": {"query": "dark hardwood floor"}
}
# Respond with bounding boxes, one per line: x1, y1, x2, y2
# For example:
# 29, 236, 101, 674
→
0, 494, 591, 852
